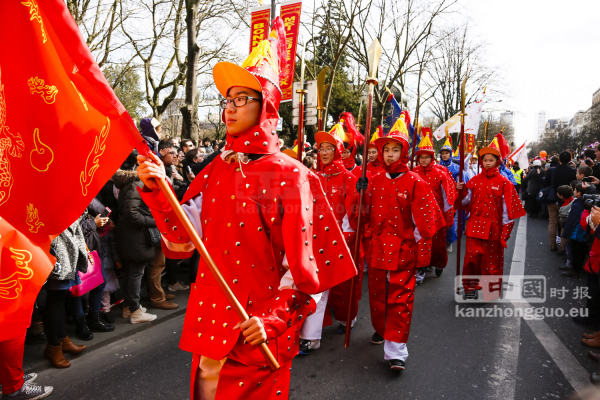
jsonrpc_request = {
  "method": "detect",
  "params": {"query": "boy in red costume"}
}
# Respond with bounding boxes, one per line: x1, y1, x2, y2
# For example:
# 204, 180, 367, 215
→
457, 139, 525, 301
136, 18, 357, 400
365, 126, 385, 178
364, 114, 445, 370
413, 134, 457, 281
298, 124, 362, 355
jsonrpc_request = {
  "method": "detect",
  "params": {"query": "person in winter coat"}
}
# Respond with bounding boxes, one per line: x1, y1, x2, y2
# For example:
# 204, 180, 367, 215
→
560, 183, 589, 277
114, 165, 178, 324
43, 218, 89, 369
140, 117, 162, 154
522, 160, 544, 218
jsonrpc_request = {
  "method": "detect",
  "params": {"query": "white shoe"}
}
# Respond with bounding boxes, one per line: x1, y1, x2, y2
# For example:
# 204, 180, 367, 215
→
130, 308, 157, 324
8, 381, 53, 399
0, 373, 37, 392
122, 306, 147, 319
168, 281, 190, 292
416, 270, 426, 284
446, 243, 453, 253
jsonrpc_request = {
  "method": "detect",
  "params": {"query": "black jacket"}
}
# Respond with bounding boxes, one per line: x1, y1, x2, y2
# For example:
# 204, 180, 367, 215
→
523, 167, 544, 196
113, 169, 157, 263
544, 164, 577, 202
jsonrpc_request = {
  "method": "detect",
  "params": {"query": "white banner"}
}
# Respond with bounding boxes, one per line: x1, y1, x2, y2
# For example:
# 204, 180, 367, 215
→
508, 141, 529, 167
433, 89, 486, 140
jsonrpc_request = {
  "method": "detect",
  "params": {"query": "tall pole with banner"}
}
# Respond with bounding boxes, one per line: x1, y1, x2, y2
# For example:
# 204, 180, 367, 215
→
456, 77, 468, 280
345, 39, 382, 348
296, 42, 307, 161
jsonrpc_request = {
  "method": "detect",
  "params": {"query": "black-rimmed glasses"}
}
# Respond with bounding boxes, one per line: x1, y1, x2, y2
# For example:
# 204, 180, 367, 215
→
220, 96, 261, 109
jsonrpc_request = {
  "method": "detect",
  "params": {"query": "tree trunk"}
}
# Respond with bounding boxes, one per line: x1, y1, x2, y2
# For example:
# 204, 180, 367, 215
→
181, 0, 201, 142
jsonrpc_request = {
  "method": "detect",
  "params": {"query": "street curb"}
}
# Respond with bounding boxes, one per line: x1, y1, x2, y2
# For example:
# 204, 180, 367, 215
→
24, 305, 188, 374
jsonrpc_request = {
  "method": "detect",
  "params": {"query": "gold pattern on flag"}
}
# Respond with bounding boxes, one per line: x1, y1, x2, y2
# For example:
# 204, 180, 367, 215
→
28, 77, 58, 104
80, 117, 110, 196
30, 128, 54, 172
0, 67, 25, 207
0, 248, 34, 300
26, 203, 44, 233
70, 81, 88, 111
21, 0, 47, 44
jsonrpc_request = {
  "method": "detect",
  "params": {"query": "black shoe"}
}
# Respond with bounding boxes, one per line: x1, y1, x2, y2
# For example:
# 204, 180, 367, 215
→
336, 323, 353, 334
561, 269, 580, 278
86, 312, 115, 332
75, 316, 94, 341
435, 268, 444, 277
389, 359, 405, 370
298, 339, 320, 355
371, 332, 384, 345
100, 310, 116, 324
573, 315, 600, 330
25, 331, 47, 345
559, 265, 571, 271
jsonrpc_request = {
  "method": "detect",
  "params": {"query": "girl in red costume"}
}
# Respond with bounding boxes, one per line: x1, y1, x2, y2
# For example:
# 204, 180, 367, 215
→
413, 134, 457, 281
136, 18, 357, 400
456, 139, 525, 301
298, 124, 362, 355
365, 126, 386, 178
337, 112, 365, 178
364, 114, 446, 370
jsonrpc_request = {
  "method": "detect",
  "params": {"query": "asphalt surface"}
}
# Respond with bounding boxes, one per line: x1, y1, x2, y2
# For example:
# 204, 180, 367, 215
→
28, 215, 600, 400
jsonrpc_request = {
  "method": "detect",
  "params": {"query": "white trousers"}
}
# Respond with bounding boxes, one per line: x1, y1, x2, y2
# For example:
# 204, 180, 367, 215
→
299, 289, 329, 340
383, 341, 408, 361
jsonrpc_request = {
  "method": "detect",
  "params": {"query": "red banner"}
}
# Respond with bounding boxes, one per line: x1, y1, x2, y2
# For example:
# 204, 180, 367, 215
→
0, 0, 144, 338
466, 133, 476, 153
279, 0, 302, 102
249, 6, 271, 54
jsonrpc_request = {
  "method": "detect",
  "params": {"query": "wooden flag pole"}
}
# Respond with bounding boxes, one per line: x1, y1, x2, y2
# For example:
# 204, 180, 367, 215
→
316, 67, 330, 132
345, 39, 382, 348
154, 177, 280, 371
456, 77, 468, 281
297, 42, 307, 162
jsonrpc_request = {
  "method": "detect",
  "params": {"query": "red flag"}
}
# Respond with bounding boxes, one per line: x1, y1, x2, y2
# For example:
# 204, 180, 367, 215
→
0, 0, 143, 338
494, 132, 511, 160
0, 217, 54, 341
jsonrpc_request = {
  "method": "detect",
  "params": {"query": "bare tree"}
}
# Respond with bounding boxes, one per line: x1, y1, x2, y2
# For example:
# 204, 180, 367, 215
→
180, 0, 242, 143
425, 23, 501, 126
346, 0, 458, 131
120, 0, 187, 120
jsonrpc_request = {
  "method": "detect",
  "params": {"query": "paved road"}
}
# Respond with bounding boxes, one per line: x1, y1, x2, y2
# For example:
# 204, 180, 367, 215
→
32, 216, 600, 399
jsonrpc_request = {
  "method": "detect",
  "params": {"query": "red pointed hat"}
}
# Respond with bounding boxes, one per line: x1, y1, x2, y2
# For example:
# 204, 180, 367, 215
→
416, 134, 435, 157
213, 17, 289, 154
337, 112, 364, 149
374, 112, 410, 164
479, 137, 501, 159
368, 125, 383, 149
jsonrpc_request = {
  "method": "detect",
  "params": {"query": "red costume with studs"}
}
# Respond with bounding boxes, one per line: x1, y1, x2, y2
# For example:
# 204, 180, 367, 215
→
460, 139, 525, 299
365, 114, 445, 356
313, 124, 362, 327
413, 134, 457, 269
336, 112, 365, 178
139, 19, 356, 400
366, 126, 386, 178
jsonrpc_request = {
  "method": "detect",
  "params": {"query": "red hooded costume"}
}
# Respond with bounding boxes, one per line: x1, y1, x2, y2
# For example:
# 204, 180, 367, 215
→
312, 124, 362, 327
336, 112, 365, 178
413, 134, 457, 269
365, 114, 446, 344
460, 139, 525, 300
138, 18, 357, 400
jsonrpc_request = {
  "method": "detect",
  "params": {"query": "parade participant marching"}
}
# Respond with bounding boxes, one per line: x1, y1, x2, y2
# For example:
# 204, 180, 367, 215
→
439, 137, 459, 252
413, 134, 457, 281
365, 126, 386, 178
298, 124, 362, 355
135, 18, 357, 400
337, 112, 365, 178
456, 139, 525, 301
364, 113, 445, 370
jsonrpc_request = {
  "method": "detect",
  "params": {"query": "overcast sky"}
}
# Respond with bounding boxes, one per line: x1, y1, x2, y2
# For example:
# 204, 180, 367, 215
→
458, 0, 600, 144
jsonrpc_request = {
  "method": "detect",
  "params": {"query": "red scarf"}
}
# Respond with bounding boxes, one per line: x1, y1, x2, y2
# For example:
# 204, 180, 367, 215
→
483, 167, 499, 178
343, 155, 356, 170
562, 197, 573, 207
322, 159, 346, 175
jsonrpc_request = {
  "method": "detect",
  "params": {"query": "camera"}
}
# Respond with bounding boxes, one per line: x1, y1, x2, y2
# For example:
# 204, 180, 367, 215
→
583, 194, 600, 211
